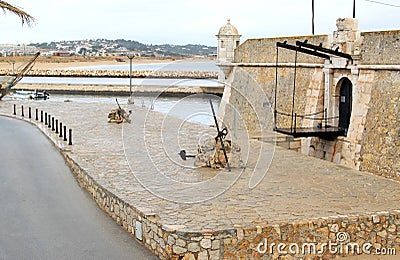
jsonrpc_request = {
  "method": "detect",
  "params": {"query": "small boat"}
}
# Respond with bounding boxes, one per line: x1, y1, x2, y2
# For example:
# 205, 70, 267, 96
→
9, 90, 50, 100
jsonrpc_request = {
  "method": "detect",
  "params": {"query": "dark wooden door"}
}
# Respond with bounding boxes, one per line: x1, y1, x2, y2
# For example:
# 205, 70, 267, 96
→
339, 78, 352, 131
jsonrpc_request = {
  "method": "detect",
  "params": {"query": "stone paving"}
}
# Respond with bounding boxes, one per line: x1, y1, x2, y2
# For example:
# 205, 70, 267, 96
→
1, 99, 399, 230
1, 99, 399, 258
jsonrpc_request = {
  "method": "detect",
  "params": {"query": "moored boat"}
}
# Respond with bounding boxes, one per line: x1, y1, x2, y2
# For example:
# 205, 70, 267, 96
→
8, 90, 50, 100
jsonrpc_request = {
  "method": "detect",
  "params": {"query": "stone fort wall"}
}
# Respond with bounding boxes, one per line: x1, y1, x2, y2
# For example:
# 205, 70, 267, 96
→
360, 30, 400, 65
221, 35, 328, 135
358, 31, 400, 179
359, 69, 400, 179
222, 30, 399, 182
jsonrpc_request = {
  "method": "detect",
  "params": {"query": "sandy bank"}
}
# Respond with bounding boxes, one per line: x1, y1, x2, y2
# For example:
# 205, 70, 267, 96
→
0, 56, 215, 70
32, 58, 171, 70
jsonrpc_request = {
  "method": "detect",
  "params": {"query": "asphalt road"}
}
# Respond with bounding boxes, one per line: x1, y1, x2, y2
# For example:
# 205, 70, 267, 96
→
0, 116, 157, 260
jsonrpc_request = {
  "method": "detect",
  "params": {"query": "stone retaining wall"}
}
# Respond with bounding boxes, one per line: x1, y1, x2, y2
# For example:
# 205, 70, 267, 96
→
60, 152, 400, 259
62, 151, 232, 259
4, 110, 399, 259
224, 211, 400, 259
0, 69, 218, 79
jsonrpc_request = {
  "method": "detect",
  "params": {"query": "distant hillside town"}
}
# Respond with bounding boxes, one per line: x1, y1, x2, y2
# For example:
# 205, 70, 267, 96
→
0, 39, 217, 58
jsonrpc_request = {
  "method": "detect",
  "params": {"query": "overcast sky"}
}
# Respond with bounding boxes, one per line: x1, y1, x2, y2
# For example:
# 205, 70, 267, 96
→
1, 0, 400, 46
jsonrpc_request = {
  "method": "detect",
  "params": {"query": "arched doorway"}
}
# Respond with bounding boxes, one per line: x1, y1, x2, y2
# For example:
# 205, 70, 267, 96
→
338, 78, 353, 133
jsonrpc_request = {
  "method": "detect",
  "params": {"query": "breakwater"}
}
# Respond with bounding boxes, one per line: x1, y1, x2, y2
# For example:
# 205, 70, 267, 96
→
0, 69, 218, 79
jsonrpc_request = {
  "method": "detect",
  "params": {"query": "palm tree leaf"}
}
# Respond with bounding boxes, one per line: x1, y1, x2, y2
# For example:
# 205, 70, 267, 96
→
0, 0, 36, 26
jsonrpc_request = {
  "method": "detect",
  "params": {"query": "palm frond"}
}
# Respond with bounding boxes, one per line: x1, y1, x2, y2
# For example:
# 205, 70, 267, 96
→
0, 0, 36, 26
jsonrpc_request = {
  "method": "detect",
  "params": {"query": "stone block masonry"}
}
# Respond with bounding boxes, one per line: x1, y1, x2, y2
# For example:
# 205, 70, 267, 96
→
222, 35, 329, 137
234, 35, 328, 64
221, 24, 400, 183
224, 211, 400, 259
45, 153, 400, 259
360, 31, 400, 65
28, 152, 400, 259
359, 70, 400, 180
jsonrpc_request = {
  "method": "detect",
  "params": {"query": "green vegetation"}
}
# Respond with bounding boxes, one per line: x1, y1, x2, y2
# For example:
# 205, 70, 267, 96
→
29, 39, 217, 57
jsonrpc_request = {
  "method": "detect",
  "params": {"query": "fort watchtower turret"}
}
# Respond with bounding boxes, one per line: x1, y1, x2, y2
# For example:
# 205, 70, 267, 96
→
216, 19, 241, 81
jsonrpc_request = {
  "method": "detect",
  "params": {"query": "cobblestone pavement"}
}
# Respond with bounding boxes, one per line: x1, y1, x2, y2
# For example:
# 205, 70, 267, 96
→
1, 99, 399, 233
